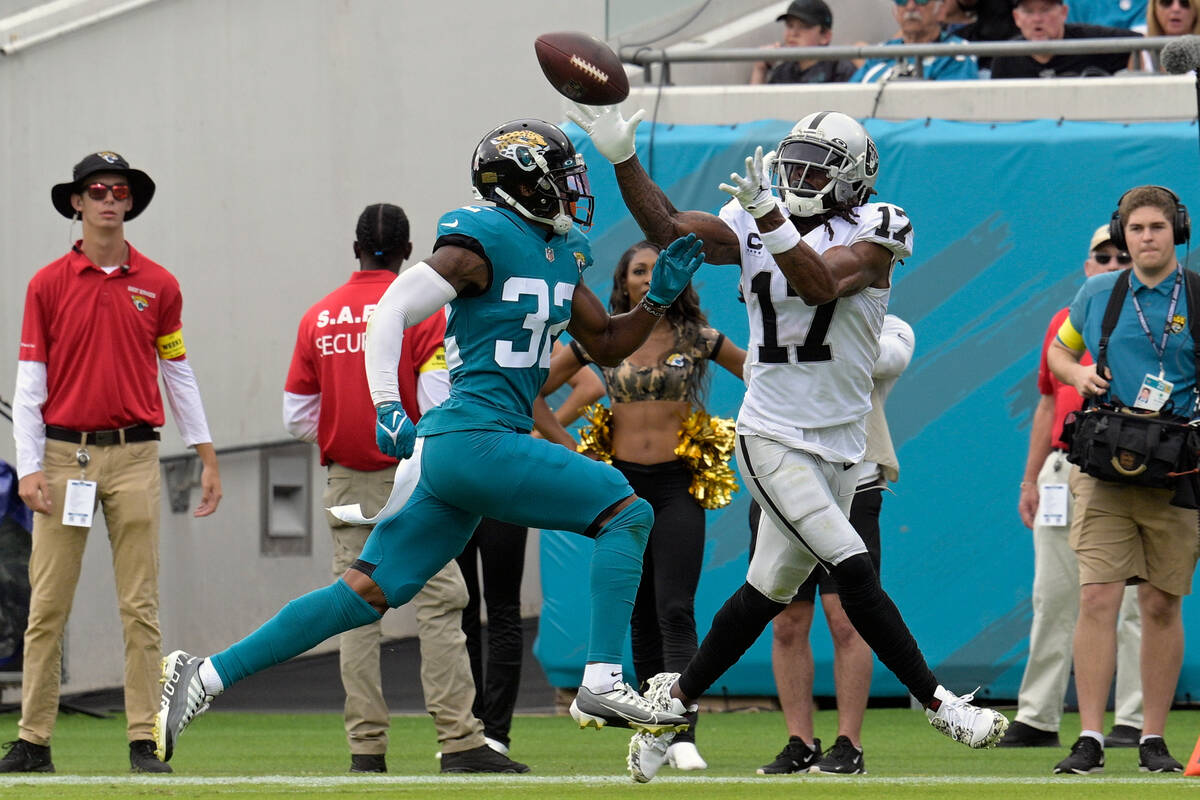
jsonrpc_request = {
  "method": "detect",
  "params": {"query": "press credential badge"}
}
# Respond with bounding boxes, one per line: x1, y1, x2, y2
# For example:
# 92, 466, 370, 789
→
63, 479, 97, 527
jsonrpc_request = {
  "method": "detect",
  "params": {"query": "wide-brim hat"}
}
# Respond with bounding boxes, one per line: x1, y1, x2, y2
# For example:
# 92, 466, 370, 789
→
51, 151, 156, 221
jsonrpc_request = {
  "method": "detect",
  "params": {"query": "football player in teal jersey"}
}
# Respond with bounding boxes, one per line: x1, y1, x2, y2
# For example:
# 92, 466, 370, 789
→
155, 119, 705, 765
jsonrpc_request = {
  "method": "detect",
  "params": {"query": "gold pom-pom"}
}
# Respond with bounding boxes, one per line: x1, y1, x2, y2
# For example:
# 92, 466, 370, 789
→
576, 402, 613, 463
675, 409, 739, 510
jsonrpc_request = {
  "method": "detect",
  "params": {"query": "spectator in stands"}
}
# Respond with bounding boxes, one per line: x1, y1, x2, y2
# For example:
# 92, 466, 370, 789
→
851, 0, 980, 82
749, 0, 857, 84
1000, 226, 1143, 750
1138, 0, 1200, 71
943, 0, 980, 34
1068, 0, 1148, 29
990, 0, 1142, 78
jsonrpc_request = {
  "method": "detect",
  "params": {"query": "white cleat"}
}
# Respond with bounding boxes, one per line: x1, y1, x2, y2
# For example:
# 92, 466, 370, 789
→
926, 685, 1009, 749
628, 730, 673, 783
667, 740, 708, 770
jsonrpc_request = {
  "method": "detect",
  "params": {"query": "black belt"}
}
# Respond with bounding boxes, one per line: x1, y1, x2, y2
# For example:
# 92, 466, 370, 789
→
45, 424, 160, 446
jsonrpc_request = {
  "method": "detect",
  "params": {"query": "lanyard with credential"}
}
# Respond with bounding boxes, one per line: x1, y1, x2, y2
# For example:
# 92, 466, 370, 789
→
1129, 265, 1183, 377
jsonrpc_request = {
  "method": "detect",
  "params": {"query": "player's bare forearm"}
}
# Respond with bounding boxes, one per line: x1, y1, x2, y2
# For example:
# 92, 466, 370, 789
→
567, 283, 659, 367
614, 158, 742, 265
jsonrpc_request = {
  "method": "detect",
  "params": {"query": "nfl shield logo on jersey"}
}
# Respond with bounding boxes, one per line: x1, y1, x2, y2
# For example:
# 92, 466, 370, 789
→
545, 247, 555, 262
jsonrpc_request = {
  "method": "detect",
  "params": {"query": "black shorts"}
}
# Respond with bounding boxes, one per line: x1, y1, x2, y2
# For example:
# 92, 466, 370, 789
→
748, 486, 883, 604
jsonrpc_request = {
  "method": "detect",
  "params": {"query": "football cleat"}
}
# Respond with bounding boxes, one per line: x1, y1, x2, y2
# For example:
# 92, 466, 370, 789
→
667, 740, 707, 770
154, 650, 214, 762
926, 685, 1008, 749
628, 731, 673, 783
569, 682, 689, 735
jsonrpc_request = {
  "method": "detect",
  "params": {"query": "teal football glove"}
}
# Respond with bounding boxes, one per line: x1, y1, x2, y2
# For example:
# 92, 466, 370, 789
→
375, 401, 416, 460
645, 233, 706, 307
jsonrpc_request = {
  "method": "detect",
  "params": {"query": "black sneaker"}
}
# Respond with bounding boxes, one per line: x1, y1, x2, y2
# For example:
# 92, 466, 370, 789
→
998, 720, 1060, 748
0, 739, 54, 773
812, 735, 866, 775
349, 753, 386, 773
130, 739, 172, 773
756, 736, 820, 775
1105, 724, 1142, 749
1053, 737, 1104, 775
1139, 737, 1183, 773
440, 744, 530, 773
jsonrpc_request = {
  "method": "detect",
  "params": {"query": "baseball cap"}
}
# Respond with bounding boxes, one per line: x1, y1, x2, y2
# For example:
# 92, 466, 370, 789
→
777, 0, 833, 28
1089, 225, 1114, 251
51, 151, 156, 221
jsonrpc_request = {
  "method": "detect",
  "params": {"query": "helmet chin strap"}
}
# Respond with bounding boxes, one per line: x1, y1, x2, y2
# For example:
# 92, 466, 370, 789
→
784, 183, 835, 218
494, 187, 572, 234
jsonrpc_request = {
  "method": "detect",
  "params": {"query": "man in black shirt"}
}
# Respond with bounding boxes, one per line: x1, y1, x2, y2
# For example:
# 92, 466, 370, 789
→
990, 0, 1141, 78
749, 0, 857, 85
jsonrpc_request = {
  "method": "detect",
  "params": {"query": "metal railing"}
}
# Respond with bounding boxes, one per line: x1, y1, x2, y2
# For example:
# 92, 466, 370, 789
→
621, 36, 1181, 83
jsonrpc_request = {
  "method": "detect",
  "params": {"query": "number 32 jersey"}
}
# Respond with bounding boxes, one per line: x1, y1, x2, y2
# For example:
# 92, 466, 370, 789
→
718, 198, 913, 464
418, 205, 592, 436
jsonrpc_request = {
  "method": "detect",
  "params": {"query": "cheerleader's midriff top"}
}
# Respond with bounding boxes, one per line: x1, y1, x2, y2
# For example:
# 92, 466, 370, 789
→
569, 322, 724, 404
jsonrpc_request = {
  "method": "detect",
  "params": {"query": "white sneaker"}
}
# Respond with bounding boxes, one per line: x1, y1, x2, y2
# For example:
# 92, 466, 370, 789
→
570, 683, 688, 734
926, 685, 1009, 749
628, 730, 673, 783
484, 737, 509, 756
667, 740, 707, 770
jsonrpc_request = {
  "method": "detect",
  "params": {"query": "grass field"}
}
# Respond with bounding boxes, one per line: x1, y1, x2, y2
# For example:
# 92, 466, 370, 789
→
1, 707, 1200, 798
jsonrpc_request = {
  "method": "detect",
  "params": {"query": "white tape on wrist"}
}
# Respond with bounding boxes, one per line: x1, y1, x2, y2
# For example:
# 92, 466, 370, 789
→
760, 223, 802, 254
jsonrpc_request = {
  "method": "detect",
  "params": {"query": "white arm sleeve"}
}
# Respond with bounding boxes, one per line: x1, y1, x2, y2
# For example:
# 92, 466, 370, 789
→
13, 361, 47, 478
282, 391, 321, 442
416, 369, 451, 415
874, 314, 915, 381
160, 357, 213, 446
365, 261, 457, 406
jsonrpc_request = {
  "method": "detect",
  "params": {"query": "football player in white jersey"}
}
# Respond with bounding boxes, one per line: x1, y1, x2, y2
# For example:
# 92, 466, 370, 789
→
568, 104, 1010, 780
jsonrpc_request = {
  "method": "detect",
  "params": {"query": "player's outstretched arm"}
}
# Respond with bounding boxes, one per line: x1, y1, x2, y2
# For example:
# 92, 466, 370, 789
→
568, 234, 707, 366
566, 102, 742, 266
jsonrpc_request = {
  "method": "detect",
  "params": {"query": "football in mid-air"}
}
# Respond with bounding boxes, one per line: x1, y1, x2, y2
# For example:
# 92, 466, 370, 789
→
534, 31, 629, 105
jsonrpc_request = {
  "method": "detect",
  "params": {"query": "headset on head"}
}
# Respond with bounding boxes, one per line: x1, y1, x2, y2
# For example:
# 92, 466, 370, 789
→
1108, 185, 1191, 250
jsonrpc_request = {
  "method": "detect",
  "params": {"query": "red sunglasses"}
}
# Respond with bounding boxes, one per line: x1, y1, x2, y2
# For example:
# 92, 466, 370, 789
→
84, 182, 131, 201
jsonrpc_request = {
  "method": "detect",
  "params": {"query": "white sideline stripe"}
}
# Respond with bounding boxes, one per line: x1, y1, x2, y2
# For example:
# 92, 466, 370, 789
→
0, 775, 1192, 786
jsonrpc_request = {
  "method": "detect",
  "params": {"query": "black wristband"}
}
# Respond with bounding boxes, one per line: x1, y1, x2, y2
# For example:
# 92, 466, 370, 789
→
640, 296, 669, 317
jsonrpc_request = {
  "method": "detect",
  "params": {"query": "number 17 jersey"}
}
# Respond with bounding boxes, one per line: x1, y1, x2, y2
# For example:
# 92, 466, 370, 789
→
719, 198, 913, 463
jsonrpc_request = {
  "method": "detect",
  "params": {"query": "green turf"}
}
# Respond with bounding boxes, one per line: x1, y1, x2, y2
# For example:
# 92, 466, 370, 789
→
0, 708, 1198, 798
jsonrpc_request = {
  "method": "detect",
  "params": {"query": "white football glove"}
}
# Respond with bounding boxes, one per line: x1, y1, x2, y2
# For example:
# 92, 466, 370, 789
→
564, 101, 645, 165
719, 146, 777, 219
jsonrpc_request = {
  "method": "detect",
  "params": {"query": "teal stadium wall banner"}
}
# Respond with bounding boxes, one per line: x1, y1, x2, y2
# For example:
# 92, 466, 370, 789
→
535, 117, 1200, 702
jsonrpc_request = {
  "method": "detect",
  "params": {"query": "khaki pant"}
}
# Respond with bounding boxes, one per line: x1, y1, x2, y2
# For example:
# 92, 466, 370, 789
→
21, 437, 162, 745
324, 463, 483, 755
1016, 453, 1142, 731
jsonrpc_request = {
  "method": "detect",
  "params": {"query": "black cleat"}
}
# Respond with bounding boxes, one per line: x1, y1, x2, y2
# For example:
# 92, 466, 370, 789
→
998, 720, 1060, 748
0, 739, 54, 773
1053, 736, 1104, 775
757, 736, 821, 775
440, 744, 530, 773
129, 739, 172, 773
1104, 724, 1142, 748
349, 753, 387, 773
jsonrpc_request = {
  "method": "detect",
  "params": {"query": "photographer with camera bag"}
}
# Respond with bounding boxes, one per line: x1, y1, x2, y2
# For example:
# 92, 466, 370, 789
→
1047, 185, 1198, 775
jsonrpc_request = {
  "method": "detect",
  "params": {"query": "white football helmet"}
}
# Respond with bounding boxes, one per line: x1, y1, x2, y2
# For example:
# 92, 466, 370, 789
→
772, 111, 879, 218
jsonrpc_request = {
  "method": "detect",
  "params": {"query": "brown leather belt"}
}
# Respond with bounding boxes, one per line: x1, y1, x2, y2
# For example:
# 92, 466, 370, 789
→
45, 424, 160, 447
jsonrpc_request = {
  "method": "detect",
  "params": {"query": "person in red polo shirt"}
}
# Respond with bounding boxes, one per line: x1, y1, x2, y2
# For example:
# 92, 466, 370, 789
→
6, 151, 222, 774
1001, 225, 1143, 749
282, 203, 527, 774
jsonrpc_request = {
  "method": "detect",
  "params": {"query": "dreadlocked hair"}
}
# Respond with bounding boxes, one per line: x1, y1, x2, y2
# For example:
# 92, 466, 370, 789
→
820, 186, 873, 238
356, 203, 410, 267
608, 240, 712, 408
